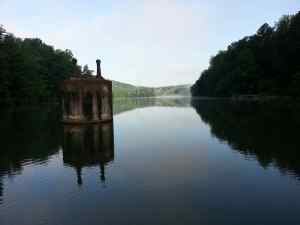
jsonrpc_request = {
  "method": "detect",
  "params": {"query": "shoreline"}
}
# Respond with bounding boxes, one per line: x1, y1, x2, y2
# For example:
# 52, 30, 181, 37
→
191, 95, 300, 101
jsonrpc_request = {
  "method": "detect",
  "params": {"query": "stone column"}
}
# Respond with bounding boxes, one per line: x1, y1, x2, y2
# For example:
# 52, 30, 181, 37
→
70, 93, 75, 119
73, 92, 80, 119
101, 96, 111, 121
92, 92, 99, 121
78, 91, 84, 121
100, 85, 112, 121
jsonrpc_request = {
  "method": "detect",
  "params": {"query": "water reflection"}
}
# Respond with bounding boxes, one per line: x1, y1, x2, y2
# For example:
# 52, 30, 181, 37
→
0, 106, 61, 205
0, 98, 190, 204
113, 97, 190, 114
0, 179, 2, 205
62, 123, 114, 186
0, 107, 61, 172
191, 99, 300, 179
1, 98, 300, 225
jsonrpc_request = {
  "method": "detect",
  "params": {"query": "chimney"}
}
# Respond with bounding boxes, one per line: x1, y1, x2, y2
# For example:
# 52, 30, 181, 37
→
96, 59, 102, 78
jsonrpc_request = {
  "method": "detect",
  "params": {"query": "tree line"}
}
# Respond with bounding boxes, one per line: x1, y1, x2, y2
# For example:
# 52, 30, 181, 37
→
0, 26, 82, 105
191, 11, 300, 97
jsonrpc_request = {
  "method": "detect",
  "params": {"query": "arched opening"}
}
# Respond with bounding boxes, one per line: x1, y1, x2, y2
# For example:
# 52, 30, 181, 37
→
83, 92, 93, 120
64, 92, 71, 116
96, 91, 102, 119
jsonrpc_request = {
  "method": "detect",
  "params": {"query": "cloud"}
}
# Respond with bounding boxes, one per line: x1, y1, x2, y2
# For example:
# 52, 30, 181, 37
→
1, 0, 299, 86
0, 0, 208, 86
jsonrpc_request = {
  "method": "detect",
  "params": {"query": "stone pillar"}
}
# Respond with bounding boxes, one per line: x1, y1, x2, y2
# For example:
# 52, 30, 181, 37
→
101, 96, 111, 121
70, 93, 75, 119
100, 85, 112, 121
73, 92, 80, 119
92, 93, 99, 121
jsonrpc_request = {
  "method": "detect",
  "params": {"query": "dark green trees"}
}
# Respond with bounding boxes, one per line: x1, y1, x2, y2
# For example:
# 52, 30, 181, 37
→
0, 27, 80, 105
191, 11, 300, 97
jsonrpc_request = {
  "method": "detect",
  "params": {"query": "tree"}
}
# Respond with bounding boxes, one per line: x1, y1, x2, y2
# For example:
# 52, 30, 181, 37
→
191, 11, 300, 97
0, 25, 80, 105
0, 25, 6, 40
257, 23, 273, 38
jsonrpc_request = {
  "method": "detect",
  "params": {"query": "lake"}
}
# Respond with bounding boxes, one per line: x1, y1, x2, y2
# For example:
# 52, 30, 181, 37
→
1, 97, 300, 225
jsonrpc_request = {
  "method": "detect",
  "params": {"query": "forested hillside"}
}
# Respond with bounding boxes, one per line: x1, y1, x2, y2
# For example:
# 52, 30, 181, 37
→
112, 81, 190, 98
191, 11, 300, 97
154, 84, 191, 96
0, 26, 80, 105
112, 81, 155, 98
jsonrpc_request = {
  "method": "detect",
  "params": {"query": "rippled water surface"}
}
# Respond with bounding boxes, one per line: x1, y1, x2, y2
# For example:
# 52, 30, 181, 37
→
1, 98, 300, 225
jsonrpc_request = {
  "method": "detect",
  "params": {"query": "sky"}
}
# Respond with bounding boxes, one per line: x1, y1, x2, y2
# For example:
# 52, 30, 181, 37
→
0, 0, 299, 87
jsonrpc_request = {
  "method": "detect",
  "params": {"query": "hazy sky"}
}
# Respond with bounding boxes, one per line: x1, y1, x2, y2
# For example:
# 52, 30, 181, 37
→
1, 0, 299, 86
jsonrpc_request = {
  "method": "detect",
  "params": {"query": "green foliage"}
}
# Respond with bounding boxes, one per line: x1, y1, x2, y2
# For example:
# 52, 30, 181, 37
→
0, 27, 80, 105
112, 81, 191, 98
154, 85, 191, 96
191, 11, 300, 97
112, 81, 155, 98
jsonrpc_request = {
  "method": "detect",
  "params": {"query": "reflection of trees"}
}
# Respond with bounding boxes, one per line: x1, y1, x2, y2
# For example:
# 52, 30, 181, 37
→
0, 106, 61, 173
113, 97, 191, 115
192, 99, 300, 179
62, 123, 114, 186
0, 106, 61, 204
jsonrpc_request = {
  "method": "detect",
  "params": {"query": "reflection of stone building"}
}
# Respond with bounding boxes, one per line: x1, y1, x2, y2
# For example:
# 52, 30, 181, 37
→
60, 59, 113, 123
62, 123, 114, 186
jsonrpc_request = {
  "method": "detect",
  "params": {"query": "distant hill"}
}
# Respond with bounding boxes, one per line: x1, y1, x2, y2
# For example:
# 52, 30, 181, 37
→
154, 84, 191, 96
112, 81, 191, 98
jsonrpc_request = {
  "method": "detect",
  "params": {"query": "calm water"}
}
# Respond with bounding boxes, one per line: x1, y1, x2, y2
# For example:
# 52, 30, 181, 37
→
1, 98, 300, 225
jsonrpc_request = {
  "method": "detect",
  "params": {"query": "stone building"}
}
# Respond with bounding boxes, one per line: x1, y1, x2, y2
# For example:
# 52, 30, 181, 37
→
60, 59, 112, 123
